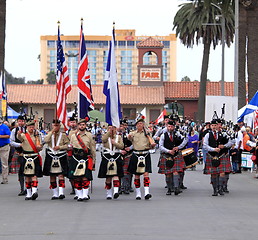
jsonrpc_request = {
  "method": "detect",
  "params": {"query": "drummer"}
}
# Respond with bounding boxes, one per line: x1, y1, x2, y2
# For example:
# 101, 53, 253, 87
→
158, 120, 188, 195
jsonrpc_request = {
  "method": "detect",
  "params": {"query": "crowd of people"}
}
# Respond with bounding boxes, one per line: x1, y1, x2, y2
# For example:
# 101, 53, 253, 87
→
0, 113, 258, 201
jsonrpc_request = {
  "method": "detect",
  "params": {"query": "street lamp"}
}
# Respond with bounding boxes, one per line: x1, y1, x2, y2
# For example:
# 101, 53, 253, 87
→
203, 6, 225, 96
211, 3, 225, 96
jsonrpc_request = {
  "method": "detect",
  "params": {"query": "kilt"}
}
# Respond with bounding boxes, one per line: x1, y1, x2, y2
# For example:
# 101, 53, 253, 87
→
43, 150, 68, 176
68, 153, 93, 180
127, 152, 152, 175
98, 152, 124, 178
204, 153, 232, 175
122, 153, 132, 175
9, 151, 21, 174
158, 152, 185, 174
19, 153, 43, 178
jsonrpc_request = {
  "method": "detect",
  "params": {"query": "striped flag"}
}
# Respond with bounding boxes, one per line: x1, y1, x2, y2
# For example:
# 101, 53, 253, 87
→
56, 23, 71, 130
0, 70, 7, 119
0, 70, 7, 100
78, 20, 94, 120
155, 109, 167, 124
103, 26, 122, 127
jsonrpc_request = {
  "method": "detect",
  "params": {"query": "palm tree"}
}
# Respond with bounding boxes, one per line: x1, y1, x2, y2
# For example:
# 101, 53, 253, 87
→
0, 0, 6, 73
239, 0, 258, 107
173, 1, 234, 122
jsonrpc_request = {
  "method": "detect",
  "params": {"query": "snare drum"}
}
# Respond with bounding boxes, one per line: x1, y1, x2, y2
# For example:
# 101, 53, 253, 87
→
181, 148, 198, 168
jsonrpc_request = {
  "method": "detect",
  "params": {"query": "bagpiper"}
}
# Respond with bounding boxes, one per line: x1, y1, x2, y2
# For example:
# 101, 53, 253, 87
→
10, 115, 27, 195
203, 119, 233, 196
158, 120, 188, 195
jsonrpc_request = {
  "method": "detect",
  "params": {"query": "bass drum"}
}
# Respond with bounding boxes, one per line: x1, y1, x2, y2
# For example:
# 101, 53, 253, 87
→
181, 148, 198, 169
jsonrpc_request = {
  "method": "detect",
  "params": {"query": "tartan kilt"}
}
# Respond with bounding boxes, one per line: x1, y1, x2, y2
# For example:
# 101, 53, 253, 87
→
43, 151, 68, 176
122, 153, 132, 175
158, 152, 185, 174
204, 153, 232, 175
127, 152, 152, 175
67, 154, 93, 181
19, 155, 43, 178
9, 151, 21, 174
98, 153, 124, 178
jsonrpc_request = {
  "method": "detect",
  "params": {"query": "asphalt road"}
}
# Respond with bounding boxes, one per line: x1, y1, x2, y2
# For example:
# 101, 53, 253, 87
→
1, 150, 258, 240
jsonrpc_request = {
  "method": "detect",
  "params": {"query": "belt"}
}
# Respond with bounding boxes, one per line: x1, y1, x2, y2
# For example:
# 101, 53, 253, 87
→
133, 150, 149, 155
23, 153, 38, 157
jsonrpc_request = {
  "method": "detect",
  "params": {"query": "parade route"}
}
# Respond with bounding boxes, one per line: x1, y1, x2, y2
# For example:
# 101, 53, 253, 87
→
1, 151, 258, 240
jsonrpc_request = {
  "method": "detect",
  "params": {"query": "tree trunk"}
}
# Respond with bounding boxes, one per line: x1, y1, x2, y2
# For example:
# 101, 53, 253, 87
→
246, 3, 258, 101
238, 4, 247, 108
197, 41, 211, 123
0, 0, 6, 73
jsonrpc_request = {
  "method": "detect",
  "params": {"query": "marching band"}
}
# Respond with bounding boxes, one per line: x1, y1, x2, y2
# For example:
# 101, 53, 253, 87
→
2, 111, 258, 201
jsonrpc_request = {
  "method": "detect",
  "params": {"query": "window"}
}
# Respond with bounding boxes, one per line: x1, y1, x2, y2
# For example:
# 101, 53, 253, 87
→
50, 50, 56, 56
123, 108, 136, 119
47, 41, 55, 48
65, 41, 79, 48
162, 41, 170, 48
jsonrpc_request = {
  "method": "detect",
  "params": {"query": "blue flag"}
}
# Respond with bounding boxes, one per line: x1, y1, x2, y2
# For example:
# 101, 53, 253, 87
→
103, 28, 122, 127
238, 91, 258, 122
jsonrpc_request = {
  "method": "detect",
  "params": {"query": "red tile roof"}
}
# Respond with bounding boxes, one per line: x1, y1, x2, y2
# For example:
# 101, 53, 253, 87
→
6, 82, 235, 105
7, 84, 165, 105
137, 37, 164, 48
164, 82, 234, 99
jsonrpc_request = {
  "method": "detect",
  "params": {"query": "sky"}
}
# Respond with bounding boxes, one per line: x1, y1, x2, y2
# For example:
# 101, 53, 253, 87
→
5, 0, 235, 82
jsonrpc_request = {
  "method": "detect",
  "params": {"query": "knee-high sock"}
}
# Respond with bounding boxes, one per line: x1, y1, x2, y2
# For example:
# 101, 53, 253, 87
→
225, 173, 229, 188
165, 175, 172, 189
179, 171, 185, 186
210, 176, 218, 191
173, 174, 180, 188
18, 174, 25, 191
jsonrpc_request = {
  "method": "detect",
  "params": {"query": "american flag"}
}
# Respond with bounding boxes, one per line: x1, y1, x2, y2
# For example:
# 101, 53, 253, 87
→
78, 20, 94, 120
56, 24, 71, 130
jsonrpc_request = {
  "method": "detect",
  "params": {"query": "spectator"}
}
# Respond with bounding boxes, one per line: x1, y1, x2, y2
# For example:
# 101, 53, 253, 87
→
0, 118, 11, 184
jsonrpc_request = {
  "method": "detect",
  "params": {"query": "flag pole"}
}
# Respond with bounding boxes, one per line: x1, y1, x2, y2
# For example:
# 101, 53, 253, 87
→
55, 21, 60, 124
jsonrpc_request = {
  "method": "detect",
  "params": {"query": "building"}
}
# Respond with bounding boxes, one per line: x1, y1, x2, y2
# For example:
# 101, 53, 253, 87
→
40, 29, 177, 85
6, 82, 234, 128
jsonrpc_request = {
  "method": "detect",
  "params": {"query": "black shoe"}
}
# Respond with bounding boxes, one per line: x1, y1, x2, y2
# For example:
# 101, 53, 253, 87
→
18, 190, 26, 196
51, 196, 59, 200
31, 192, 38, 200
106, 196, 112, 200
77, 198, 83, 202
180, 184, 187, 190
59, 194, 65, 199
74, 196, 78, 200
83, 196, 90, 201
25, 197, 32, 200
129, 187, 134, 192
145, 194, 152, 200
174, 188, 180, 195
1, 181, 8, 184
212, 192, 218, 196
218, 187, 224, 196
114, 193, 119, 199
223, 186, 229, 193
166, 189, 172, 195
136, 196, 141, 200
123, 189, 130, 194
70, 190, 75, 195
